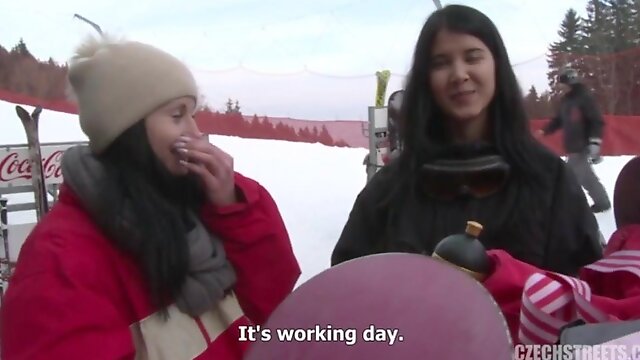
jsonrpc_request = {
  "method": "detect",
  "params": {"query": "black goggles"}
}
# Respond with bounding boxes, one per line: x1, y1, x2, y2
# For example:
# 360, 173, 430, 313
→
419, 155, 510, 200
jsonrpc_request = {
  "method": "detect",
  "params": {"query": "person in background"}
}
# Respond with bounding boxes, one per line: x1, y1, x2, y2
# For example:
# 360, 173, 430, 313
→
538, 67, 611, 213
606, 156, 640, 255
332, 5, 602, 276
386, 89, 404, 162
0, 34, 300, 359
363, 90, 404, 176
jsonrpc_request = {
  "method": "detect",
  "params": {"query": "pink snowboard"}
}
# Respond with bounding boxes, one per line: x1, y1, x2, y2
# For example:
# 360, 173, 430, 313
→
244, 253, 513, 360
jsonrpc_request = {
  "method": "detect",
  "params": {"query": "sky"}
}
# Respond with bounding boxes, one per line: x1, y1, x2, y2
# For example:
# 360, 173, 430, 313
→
0, 0, 591, 120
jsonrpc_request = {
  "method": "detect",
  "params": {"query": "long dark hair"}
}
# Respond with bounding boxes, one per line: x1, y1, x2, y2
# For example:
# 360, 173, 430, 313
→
94, 121, 206, 309
383, 5, 550, 242
397, 4, 544, 176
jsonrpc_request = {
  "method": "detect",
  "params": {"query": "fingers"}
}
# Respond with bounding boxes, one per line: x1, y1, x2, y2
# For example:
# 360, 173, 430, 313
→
178, 136, 233, 168
179, 159, 222, 189
178, 148, 237, 205
179, 136, 210, 152
181, 149, 229, 178
179, 158, 206, 176
174, 136, 234, 191
175, 135, 238, 205
209, 144, 233, 168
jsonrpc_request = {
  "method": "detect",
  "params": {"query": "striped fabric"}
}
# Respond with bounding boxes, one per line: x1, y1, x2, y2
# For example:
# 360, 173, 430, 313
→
583, 250, 640, 277
517, 250, 640, 344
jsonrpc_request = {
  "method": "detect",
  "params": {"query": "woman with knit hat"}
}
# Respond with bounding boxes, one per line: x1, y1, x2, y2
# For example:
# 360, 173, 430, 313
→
0, 35, 300, 359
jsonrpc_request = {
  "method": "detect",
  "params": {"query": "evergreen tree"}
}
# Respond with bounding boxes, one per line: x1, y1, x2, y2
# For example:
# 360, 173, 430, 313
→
538, 90, 555, 119
581, 0, 616, 112
583, 0, 613, 54
318, 125, 334, 146
11, 38, 33, 58
225, 98, 234, 114
605, 0, 638, 113
632, 0, 640, 46
606, 0, 635, 52
523, 86, 541, 119
547, 9, 585, 96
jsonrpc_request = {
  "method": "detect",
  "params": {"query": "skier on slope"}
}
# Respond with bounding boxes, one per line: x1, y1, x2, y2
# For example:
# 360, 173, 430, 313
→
0, 34, 300, 359
333, 4, 603, 276
538, 67, 611, 213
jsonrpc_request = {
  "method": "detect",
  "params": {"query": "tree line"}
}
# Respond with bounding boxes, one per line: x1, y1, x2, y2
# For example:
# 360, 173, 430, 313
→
3, 19, 640, 134
0, 39, 348, 147
522, 1, 640, 118
197, 99, 348, 147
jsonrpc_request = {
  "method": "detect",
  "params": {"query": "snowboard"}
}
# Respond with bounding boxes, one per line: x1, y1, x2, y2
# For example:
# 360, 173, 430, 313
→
244, 253, 513, 360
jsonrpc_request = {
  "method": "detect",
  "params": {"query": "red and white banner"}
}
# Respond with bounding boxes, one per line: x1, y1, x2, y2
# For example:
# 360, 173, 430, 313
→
0, 143, 83, 188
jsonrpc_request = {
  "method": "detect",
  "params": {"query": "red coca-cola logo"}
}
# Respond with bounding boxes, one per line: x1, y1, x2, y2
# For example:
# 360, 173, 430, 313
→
0, 151, 64, 183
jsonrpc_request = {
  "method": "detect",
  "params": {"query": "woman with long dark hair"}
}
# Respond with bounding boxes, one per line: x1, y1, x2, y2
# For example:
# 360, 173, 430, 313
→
1, 35, 300, 359
332, 5, 602, 275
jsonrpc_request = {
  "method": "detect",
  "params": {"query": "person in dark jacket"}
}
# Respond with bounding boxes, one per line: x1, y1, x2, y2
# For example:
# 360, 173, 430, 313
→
331, 5, 603, 276
387, 89, 404, 158
363, 91, 405, 177
539, 68, 611, 213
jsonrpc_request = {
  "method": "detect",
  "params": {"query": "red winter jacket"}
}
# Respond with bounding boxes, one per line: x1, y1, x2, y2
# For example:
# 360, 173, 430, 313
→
0, 172, 301, 360
484, 224, 640, 345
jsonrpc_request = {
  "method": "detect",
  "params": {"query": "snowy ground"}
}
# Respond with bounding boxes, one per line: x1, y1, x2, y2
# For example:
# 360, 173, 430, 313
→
0, 99, 632, 286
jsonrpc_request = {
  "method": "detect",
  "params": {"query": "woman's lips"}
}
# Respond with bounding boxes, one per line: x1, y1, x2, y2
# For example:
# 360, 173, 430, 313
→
450, 90, 476, 103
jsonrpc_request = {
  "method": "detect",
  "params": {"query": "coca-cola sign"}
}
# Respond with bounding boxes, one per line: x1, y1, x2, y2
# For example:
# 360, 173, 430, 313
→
0, 144, 80, 188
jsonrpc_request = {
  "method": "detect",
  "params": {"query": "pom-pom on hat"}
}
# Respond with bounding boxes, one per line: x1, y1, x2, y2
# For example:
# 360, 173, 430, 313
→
67, 34, 198, 154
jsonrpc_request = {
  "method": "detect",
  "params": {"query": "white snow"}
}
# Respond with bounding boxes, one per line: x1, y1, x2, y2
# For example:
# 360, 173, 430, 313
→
0, 99, 632, 286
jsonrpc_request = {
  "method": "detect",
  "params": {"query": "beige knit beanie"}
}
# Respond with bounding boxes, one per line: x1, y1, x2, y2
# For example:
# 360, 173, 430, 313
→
67, 34, 199, 154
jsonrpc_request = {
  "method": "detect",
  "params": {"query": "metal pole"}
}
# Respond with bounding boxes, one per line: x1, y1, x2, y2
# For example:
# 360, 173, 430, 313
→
432, 0, 443, 9
0, 197, 9, 301
73, 14, 104, 35
1, 198, 8, 266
